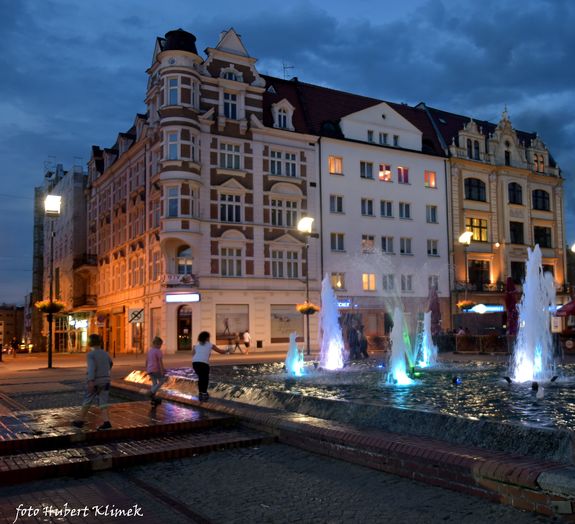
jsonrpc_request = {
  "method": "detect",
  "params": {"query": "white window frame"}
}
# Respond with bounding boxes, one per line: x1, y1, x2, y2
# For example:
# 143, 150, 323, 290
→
400, 237, 412, 255
379, 132, 388, 145
220, 246, 243, 277
223, 92, 238, 119
380, 200, 393, 218
330, 195, 344, 214
270, 198, 298, 227
360, 161, 374, 179
428, 275, 439, 290
331, 272, 346, 290
382, 274, 395, 291
398, 166, 409, 184
219, 143, 241, 170
329, 156, 343, 175
361, 234, 375, 253
427, 239, 439, 256
381, 236, 394, 254
271, 249, 300, 279
399, 202, 411, 219
424, 170, 437, 188
426, 205, 438, 224
362, 273, 376, 291
219, 193, 242, 223
379, 164, 392, 182
361, 198, 374, 216
330, 232, 345, 252
401, 274, 413, 293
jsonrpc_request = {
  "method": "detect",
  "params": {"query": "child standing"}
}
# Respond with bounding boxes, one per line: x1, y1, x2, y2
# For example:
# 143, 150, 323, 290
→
146, 336, 166, 407
192, 331, 226, 402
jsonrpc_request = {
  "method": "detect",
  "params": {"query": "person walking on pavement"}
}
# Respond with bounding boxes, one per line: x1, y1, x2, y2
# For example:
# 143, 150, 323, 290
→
242, 330, 251, 354
146, 336, 166, 407
73, 334, 113, 430
347, 324, 359, 360
229, 332, 244, 354
358, 325, 369, 359
192, 331, 227, 402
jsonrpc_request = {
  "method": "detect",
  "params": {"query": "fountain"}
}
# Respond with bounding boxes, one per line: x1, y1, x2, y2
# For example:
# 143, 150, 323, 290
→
319, 273, 345, 370
511, 245, 556, 383
387, 307, 414, 385
416, 311, 438, 368
285, 332, 304, 377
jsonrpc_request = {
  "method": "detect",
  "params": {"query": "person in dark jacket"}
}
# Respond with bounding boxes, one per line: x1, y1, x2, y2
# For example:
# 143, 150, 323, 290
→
358, 325, 369, 359
347, 324, 359, 360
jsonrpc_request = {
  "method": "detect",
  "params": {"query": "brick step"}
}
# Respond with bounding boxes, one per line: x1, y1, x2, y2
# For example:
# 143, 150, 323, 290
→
0, 401, 236, 455
0, 426, 273, 486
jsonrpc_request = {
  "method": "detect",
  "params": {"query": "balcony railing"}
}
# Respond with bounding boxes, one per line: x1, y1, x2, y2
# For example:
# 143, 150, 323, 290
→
161, 273, 200, 288
454, 281, 505, 292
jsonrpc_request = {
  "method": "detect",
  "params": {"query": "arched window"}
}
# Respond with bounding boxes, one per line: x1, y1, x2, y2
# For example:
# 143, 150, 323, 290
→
538, 154, 544, 173
505, 150, 511, 166
466, 139, 472, 159
508, 182, 523, 205
473, 140, 480, 160
176, 246, 193, 274
533, 155, 540, 172
532, 189, 550, 211
464, 178, 486, 202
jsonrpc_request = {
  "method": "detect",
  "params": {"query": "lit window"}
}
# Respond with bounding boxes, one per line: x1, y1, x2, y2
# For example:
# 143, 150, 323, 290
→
380, 200, 393, 218
379, 164, 392, 181
401, 274, 413, 292
426, 205, 438, 224
427, 239, 439, 256
361, 234, 375, 253
465, 217, 488, 242
400, 237, 412, 255
424, 170, 436, 188
329, 156, 343, 175
330, 195, 344, 213
219, 143, 241, 170
362, 273, 376, 291
399, 202, 411, 219
381, 236, 394, 254
330, 233, 345, 252
331, 272, 345, 290
382, 274, 394, 291
360, 161, 373, 179
398, 167, 409, 184
361, 198, 374, 216
223, 92, 237, 119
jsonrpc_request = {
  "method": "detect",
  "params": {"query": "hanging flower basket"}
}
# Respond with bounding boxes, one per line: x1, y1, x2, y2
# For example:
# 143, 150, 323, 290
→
35, 300, 66, 314
456, 300, 475, 312
296, 302, 320, 315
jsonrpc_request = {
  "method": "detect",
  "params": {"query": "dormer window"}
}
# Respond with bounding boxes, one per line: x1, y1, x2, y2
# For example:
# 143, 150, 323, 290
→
474, 140, 480, 160
224, 92, 237, 119
505, 150, 511, 166
277, 109, 288, 129
466, 139, 472, 159
220, 66, 243, 83
224, 71, 238, 81
272, 99, 295, 131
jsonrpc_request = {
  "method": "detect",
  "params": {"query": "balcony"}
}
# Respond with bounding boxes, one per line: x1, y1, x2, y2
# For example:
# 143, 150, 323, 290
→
454, 281, 505, 293
73, 254, 97, 270
73, 295, 97, 308
161, 273, 200, 288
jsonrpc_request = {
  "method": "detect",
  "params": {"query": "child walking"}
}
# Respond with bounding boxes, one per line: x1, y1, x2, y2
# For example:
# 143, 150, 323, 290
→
146, 336, 166, 407
192, 331, 226, 402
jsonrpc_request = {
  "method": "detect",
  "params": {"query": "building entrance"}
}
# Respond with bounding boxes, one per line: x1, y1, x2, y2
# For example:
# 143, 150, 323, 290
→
177, 306, 193, 351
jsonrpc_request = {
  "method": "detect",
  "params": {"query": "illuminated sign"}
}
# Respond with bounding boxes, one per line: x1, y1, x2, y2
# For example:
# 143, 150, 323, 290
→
69, 319, 88, 328
337, 301, 351, 308
468, 304, 504, 314
166, 293, 201, 303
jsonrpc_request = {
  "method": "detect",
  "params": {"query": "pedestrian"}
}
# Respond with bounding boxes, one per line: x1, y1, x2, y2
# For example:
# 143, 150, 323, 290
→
358, 325, 369, 359
230, 332, 243, 354
192, 331, 227, 402
72, 334, 113, 430
347, 324, 359, 360
146, 336, 166, 407
242, 330, 251, 354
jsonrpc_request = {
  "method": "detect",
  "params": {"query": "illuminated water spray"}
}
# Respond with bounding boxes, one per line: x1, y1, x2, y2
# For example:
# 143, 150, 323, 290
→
416, 311, 438, 368
285, 332, 304, 377
319, 274, 345, 370
387, 307, 414, 385
511, 245, 556, 382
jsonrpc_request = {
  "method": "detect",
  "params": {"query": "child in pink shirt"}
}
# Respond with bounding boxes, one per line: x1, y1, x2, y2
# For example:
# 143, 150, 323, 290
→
146, 336, 165, 406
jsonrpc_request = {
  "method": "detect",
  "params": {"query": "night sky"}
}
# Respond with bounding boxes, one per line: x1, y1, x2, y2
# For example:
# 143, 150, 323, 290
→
1, 0, 574, 304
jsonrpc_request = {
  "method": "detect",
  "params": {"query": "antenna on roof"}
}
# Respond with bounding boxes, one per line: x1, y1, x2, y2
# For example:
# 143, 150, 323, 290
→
282, 61, 294, 80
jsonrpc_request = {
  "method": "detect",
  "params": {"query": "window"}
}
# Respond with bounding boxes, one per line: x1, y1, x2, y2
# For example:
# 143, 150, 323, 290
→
426, 205, 438, 224
467, 139, 472, 159
400, 237, 412, 255
379, 132, 388, 145
272, 250, 299, 278
220, 247, 242, 277
330, 195, 344, 214
270, 150, 297, 177
361, 198, 374, 216
270, 199, 298, 227
508, 183, 523, 204
381, 236, 394, 253
474, 140, 480, 160
401, 274, 413, 292
505, 150, 511, 166
166, 185, 196, 218
427, 239, 439, 256
219, 193, 241, 222
509, 222, 524, 244
511, 261, 525, 285
380, 200, 393, 218
533, 226, 552, 248
367, 130, 374, 142
399, 202, 411, 219
398, 166, 409, 184
219, 143, 241, 170
329, 156, 343, 175
469, 260, 490, 290
330, 233, 345, 252
223, 92, 237, 119
167, 187, 178, 217
362, 273, 376, 291
532, 190, 550, 211
382, 274, 395, 291
538, 154, 544, 173
168, 77, 178, 105
464, 178, 486, 201
379, 164, 392, 182
167, 132, 178, 160
223, 71, 238, 81
361, 234, 375, 253
424, 171, 436, 188
393, 135, 399, 147
542, 264, 554, 276
428, 275, 439, 290
285, 153, 297, 177
360, 161, 373, 179
534, 155, 540, 172
331, 272, 345, 290
270, 150, 282, 175
277, 108, 288, 128
465, 217, 488, 242
176, 246, 193, 275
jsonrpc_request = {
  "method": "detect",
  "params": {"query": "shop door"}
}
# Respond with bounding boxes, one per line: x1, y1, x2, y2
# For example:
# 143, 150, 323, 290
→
178, 306, 193, 351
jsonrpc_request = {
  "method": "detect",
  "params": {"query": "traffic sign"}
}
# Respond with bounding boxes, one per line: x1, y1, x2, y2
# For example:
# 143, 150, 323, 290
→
128, 308, 144, 323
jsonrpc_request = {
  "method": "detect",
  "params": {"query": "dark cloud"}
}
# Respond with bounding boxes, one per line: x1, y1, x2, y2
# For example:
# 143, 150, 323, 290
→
1, 0, 574, 302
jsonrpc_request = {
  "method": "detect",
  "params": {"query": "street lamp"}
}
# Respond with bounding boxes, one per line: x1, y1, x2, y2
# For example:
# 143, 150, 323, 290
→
458, 231, 473, 298
297, 216, 314, 356
44, 194, 62, 369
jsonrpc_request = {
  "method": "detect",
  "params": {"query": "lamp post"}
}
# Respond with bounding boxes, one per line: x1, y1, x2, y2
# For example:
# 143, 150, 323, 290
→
297, 216, 314, 356
44, 194, 62, 369
458, 231, 473, 299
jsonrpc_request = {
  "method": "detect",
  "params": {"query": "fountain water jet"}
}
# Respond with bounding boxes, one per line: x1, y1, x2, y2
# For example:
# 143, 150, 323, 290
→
285, 332, 304, 377
416, 311, 438, 368
319, 274, 345, 370
387, 307, 414, 385
511, 245, 556, 382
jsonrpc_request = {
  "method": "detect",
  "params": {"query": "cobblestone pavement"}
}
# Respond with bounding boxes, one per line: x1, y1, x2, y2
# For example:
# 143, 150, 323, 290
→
0, 444, 550, 524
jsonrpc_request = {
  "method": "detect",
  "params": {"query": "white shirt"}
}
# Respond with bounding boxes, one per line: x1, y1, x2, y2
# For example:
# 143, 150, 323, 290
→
193, 342, 212, 364
243, 332, 251, 343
